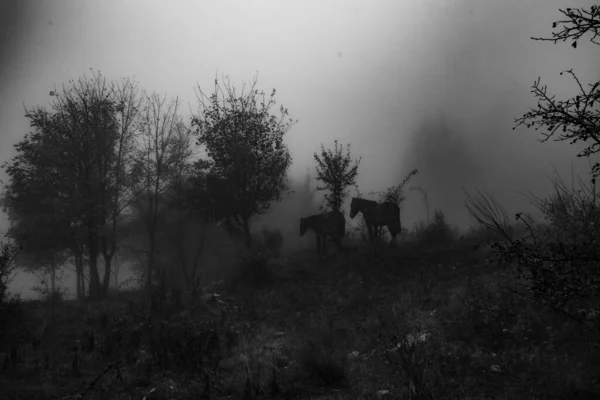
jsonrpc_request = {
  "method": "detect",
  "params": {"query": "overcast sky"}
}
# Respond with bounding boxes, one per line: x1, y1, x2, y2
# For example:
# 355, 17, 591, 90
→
1, 0, 599, 233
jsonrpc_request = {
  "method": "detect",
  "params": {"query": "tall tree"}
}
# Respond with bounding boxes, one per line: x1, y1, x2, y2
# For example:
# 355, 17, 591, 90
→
1, 108, 86, 298
191, 74, 295, 248
129, 93, 192, 309
1, 71, 141, 300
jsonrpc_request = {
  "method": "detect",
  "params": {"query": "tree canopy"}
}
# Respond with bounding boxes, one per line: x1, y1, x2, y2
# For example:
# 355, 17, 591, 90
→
191, 74, 295, 248
313, 140, 361, 213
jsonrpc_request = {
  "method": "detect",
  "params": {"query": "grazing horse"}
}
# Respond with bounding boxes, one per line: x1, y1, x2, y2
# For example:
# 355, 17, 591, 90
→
349, 197, 401, 244
299, 211, 346, 254
262, 226, 284, 259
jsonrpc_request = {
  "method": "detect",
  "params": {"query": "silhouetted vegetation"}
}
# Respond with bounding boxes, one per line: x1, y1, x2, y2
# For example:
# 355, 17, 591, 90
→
514, 5, 600, 179
0, 5, 599, 399
313, 140, 361, 213
1, 71, 142, 300
191, 74, 295, 249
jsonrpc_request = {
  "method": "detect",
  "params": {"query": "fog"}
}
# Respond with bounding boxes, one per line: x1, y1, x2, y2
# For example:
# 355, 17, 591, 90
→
1, 0, 598, 299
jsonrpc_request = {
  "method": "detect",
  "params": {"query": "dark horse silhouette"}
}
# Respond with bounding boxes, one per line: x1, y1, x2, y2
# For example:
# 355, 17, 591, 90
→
299, 210, 345, 254
349, 197, 401, 244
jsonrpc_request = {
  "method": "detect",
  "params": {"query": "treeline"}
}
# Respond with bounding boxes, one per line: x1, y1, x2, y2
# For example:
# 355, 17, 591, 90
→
0, 72, 298, 301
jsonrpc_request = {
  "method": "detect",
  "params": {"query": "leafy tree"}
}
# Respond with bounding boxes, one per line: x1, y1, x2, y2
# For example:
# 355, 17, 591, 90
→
513, 5, 600, 180
7, 198, 72, 303
1, 71, 141, 300
1, 108, 86, 297
313, 140, 361, 212
191, 74, 295, 248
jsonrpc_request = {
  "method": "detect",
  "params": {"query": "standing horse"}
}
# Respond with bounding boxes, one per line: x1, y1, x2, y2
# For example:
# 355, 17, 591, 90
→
299, 210, 345, 254
349, 197, 401, 244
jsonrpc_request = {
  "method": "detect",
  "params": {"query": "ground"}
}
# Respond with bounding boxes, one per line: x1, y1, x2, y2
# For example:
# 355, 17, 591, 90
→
1, 241, 599, 399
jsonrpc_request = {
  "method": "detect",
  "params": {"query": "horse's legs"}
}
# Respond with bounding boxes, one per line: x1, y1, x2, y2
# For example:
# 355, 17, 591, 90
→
366, 222, 374, 243
386, 225, 395, 246
371, 224, 378, 243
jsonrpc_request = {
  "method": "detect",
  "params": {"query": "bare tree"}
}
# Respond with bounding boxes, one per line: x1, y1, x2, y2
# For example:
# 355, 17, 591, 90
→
130, 93, 192, 310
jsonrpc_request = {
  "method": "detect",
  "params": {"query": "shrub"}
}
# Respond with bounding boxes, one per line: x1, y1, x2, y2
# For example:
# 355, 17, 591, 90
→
0, 237, 23, 341
466, 170, 600, 336
413, 209, 458, 248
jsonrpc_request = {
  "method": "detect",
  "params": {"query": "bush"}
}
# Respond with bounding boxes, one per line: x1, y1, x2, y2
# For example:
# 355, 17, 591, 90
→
412, 209, 458, 248
466, 170, 600, 337
0, 237, 23, 339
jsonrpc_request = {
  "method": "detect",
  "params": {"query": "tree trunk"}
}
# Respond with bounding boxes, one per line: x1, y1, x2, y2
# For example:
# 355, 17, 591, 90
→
102, 255, 113, 297
112, 250, 120, 291
148, 232, 157, 310
75, 251, 84, 300
87, 230, 102, 300
100, 222, 118, 297
242, 216, 252, 249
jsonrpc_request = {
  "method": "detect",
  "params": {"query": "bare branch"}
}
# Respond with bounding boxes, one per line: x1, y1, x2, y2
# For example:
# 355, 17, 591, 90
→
531, 6, 600, 47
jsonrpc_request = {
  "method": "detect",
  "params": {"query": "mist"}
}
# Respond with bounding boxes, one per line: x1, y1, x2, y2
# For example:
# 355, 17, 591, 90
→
1, 0, 599, 299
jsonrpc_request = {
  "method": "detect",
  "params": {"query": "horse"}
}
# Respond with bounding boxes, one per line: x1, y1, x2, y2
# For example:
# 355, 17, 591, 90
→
299, 210, 346, 254
349, 197, 401, 244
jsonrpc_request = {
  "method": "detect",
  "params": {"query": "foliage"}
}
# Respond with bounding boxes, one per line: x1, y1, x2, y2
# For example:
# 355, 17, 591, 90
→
0, 109, 78, 299
191, 74, 295, 247
313, 140, 361, 212
466, 170, 600, 336
1, 70, 142, 300
0, 236, 22, 345
371, 168, 418, 208
514, 5, 600, 179
524, 165, 600, 246
0, 236, 20, 305
505, 7, 600, 335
